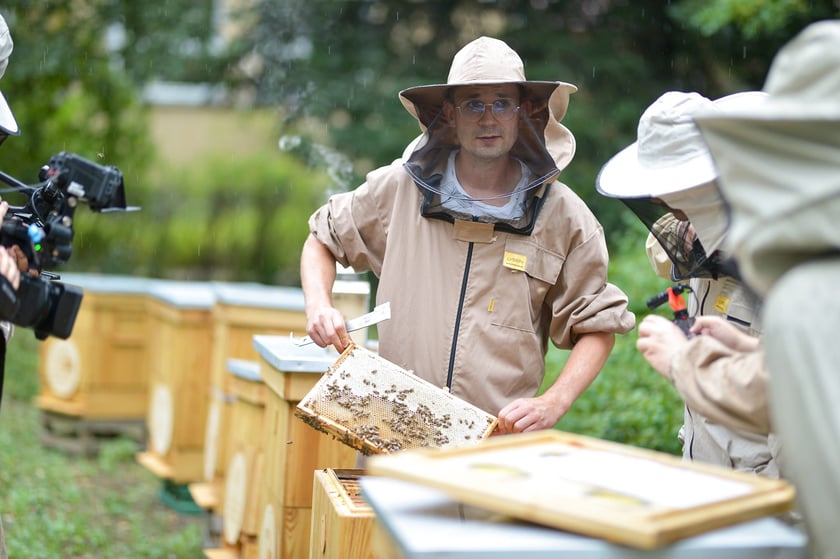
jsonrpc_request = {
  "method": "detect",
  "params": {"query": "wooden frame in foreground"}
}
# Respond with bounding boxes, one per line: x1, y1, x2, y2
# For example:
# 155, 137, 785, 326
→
366, 430, 795, 549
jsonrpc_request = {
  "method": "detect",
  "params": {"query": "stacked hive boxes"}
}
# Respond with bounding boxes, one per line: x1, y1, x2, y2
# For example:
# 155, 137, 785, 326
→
249, 335, 358, 559
197, 283, 309, 515
36, 274, 154, 453
216, 358, 267, 557
136, 281, 217, 483
310, 468, 375, 559
32, 272, 376, 558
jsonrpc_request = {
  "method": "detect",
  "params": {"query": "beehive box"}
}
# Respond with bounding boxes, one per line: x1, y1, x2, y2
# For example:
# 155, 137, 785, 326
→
250, 335, 358, 559
136, 281, 216, 484
310, 468, 375, 559
202, 280, 370, 490
36, 274, 153, 421
209, 283, 309, 393
191, 359, 265, 521
202, 282, 307, 499
218, 358, 268, 554
295, 344, 498, 455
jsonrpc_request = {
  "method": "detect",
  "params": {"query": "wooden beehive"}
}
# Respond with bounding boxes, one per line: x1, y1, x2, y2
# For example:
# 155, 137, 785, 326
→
218, 358, 268, 554
36, 274, 152, 421
202, 280, 370, 492
209, 283, 309, 393
249, 335, 358, 559
310, 468, 375, 559
296, 344, 498, 455
136, 281, 216, 484
201, 283, 308, 503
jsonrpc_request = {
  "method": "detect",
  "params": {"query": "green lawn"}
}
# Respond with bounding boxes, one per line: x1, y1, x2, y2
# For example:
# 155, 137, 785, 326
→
0, 331, 204, 559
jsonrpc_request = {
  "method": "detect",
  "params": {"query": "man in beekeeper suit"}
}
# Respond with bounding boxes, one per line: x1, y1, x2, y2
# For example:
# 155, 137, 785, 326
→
300, 36, 635, 433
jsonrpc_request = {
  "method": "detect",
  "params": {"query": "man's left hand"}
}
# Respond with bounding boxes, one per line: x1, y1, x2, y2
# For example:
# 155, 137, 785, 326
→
496, 396, 559, 434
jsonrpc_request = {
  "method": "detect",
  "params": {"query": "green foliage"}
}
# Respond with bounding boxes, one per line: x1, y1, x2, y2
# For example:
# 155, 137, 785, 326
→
1, 0, 835, 282
503, 2, 680, 234
670, 0, 837, 38
1, 336, 203, 558
0, 401, 203, 558
0, 2, 154, 186
235, 0, 827, 247
3, 327, 39, 400
98, 1, 234, 84
65, 148, 334, 283
97, 437, 141, 474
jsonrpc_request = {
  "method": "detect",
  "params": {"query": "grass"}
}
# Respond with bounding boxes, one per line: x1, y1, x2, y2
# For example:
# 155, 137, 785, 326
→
0, 221, 686, 556
0, 331, 204, 559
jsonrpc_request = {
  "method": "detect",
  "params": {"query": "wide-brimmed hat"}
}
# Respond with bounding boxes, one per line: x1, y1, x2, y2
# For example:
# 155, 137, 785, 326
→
398, 36, 578, 170
596, 90, 767, 199
694, 20, 840, 297
0, 13, 19, 139
400, 36, 576, 126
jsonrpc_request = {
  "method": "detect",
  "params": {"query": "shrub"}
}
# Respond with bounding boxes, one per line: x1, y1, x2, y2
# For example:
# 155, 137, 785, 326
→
69, 149, 332, 283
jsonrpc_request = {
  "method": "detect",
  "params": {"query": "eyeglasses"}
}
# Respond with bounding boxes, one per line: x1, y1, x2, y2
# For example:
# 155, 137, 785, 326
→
456, 99, 520, 122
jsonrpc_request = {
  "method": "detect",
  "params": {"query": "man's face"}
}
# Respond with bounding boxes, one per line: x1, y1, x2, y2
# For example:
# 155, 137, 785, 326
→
447, 84, 522, 162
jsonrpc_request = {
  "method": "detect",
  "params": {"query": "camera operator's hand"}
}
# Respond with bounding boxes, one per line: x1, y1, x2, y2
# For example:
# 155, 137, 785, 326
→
8, 244, 36, 276
0, 199, 20, 321
0, 197, 37, 277
0, 198, 20, 291
0, 247, 19, 290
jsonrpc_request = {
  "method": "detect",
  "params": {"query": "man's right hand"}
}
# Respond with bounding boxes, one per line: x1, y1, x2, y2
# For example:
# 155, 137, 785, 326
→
305, 305, 352, 352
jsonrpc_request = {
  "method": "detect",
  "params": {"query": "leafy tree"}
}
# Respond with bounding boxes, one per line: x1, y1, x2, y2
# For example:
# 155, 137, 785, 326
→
229, 0, 835, 242
2, 1, 835, 279
0, 2, 153, 191
671, 0, 838, 39
98, 0, 235, 84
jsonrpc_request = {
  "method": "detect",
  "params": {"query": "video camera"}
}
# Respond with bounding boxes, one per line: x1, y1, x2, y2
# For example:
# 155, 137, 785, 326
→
646, 283, 695, 338
0, 152, 136, 339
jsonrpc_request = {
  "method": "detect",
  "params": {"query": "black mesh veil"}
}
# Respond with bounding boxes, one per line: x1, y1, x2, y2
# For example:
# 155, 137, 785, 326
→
620, 196, 735, 281
402, 91, 560, 235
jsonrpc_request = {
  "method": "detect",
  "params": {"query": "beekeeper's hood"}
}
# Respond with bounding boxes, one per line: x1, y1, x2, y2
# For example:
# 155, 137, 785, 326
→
398, 36, 578, 235
694, 20, 840, 297
597, 90, 766, 280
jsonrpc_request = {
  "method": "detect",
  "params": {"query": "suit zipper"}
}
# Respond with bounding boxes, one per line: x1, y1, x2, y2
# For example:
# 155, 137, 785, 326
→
446, 241, 474, 389
686, 405, 695, 460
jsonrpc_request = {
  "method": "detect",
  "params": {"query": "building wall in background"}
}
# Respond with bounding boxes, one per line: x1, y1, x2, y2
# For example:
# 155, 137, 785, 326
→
148, 105, 279, 167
